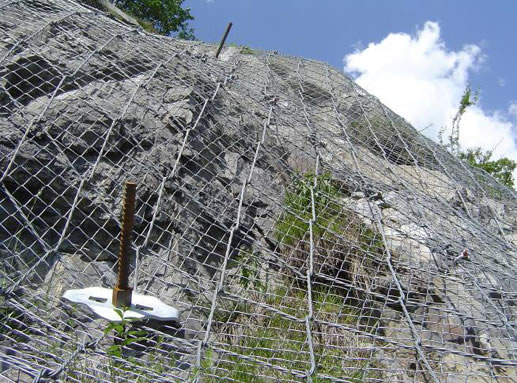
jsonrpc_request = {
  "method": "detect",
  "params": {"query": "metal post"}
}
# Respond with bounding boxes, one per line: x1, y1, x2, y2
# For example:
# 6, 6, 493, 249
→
215, 22, 232, 59
112, 181, 136, 308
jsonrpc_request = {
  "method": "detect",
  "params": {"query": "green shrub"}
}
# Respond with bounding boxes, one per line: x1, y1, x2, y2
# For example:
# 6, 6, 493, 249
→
275, 172, 341, 246
459, 147, 516, 189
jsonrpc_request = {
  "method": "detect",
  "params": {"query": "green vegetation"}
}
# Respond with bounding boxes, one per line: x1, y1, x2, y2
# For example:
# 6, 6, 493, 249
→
104, 309, 145, 380
103, 308, 148, 359
240, 46, 255, 55
228, 43, 255, 55
275, 172, 383, 290
3, 172, 384, 382
113, 0, 194, 38
195, 169, 385, 380
202, 285, 381, 382
275, 172, 341, 246
439, 86, 478, 157
0, 301, 27, 342
440, 86, 516, 189
459, 147, 516, 189
99, 308, 181, 382
237, 249, 266, 292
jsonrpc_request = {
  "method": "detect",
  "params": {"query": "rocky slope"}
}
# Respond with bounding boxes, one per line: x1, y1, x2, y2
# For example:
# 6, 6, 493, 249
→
1, 1, 516, 382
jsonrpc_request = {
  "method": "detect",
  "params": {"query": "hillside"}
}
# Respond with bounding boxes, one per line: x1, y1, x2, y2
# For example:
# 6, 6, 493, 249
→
1, 1, 516, 382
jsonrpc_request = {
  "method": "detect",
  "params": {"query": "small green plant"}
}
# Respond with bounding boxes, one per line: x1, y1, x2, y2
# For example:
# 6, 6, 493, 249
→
237, 248, 266, 292
190, 347, 215, 380
439, 86, 478, 157
0, 300, 29, 342
228, 43, 255, 54
439, 86, 515, 189
275, 172, 341, 246
240, 46, 254, 55
144, 335, 175, 376
104, 308, 148, 359
202, 347, 215, 370
135, 19, 159, 33
102, 308, 151, 381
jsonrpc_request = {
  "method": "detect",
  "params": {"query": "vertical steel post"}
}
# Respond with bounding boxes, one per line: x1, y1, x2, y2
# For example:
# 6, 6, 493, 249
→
215, 22, 232, 59
112, 181, 136, 308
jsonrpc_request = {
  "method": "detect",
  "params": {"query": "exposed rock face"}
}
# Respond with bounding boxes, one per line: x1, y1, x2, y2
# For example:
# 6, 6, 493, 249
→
1, 1, 516, 382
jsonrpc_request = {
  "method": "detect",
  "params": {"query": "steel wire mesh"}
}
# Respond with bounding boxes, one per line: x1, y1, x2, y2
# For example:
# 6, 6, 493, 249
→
1, 1, 517, 382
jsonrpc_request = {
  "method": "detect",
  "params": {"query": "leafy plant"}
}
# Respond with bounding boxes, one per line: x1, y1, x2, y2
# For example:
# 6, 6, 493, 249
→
237, 249, 266, 292
275, 171, 341, 246
439, 86, 478, 156
227, 43, 255, 55
113, 0, 194, 38
459, 147, 516, 189
202, 347, 215, 370
240, 46, 254, 55
144, 335, 179, 377
104, 308, 148, 359
0, 302, 27, 342
439, 86, 515, 189
190, 347, 215, 381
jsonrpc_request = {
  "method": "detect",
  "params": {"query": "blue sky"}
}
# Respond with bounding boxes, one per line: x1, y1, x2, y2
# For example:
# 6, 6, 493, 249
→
184, 0, 517, 162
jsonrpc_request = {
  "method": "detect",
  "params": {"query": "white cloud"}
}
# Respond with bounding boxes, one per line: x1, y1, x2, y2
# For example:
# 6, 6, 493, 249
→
509, 101, 517, 119
343, 21, 517, 168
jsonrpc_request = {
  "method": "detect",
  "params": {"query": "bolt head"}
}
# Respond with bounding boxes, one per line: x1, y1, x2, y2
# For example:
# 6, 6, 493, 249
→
112, 287, 133, 308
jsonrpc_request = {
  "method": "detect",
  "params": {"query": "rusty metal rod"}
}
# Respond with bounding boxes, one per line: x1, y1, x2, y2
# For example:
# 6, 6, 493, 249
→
112, 181, 136, 308
215, 22, 232, 59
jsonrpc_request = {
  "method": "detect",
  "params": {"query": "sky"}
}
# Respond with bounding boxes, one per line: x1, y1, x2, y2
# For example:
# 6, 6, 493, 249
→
183, 0, 517, 164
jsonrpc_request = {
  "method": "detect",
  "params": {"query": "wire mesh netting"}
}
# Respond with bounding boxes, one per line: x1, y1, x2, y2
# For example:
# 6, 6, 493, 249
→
1, 1, 517, 382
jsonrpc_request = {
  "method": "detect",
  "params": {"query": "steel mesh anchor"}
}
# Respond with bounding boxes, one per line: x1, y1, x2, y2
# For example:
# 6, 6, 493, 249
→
62, 181, 179, 323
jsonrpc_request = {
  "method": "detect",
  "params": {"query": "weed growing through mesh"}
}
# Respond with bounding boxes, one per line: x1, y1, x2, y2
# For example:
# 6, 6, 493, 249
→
204, 284, 381, 382
104, 308, 148, 358
102, 308, 149, 380
275, 171, 340, 245
228, 42, 255, 55
0, 301, 27, 342
235, 248, 266, 292
275, 172, 384, 291
196, 172, 385, 381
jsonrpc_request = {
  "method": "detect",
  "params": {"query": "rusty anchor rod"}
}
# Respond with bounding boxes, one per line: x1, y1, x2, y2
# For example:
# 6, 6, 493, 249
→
215, 22, 232, 59
112, 181, 136, 308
